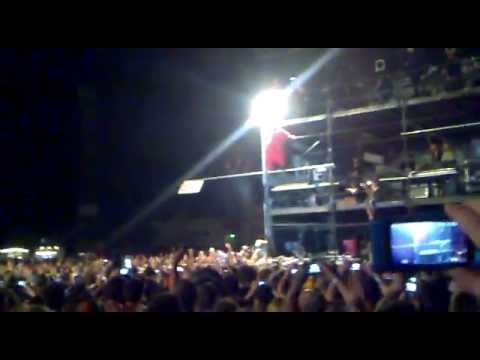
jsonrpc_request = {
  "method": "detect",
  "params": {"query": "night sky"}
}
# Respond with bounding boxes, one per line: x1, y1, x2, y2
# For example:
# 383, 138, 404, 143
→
88, 49, 270, 228
0, 48, 296, 243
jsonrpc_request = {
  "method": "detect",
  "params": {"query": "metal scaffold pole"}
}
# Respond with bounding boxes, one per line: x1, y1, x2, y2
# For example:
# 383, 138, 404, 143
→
326, 101, 337, 251
400, 98, 412, 211
401, 99, 409, 169
260, 127, 276, 255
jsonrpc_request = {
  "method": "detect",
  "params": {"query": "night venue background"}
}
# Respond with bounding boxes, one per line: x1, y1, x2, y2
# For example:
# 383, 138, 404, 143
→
2, 48, 457, 252
3, 48, 480, 314
0, 48, 321, 251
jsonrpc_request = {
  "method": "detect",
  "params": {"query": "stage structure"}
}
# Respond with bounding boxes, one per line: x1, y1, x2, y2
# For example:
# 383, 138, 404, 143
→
180, 83, 480, 256
268, 86, 480, 254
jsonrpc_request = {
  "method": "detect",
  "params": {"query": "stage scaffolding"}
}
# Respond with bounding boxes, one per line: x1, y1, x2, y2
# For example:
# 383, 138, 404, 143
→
265, 86, 480, 255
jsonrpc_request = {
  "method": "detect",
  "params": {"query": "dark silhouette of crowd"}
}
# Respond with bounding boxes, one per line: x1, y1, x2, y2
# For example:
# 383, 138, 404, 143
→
1, 201, 480, 313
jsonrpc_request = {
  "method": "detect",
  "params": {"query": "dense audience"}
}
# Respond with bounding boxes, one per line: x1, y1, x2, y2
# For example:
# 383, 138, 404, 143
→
1, 201, 480, 313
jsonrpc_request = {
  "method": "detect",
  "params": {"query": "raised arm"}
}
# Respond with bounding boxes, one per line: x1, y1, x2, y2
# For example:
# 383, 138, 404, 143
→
285, 265, 308, 312
446, 200, 480, 297
170, 248, 187, 288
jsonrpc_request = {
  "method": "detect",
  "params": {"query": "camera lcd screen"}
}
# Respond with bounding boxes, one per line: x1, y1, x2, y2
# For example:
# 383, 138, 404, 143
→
405, 282, 417, 292
390, 221, 469, 266
308, 264, 321, 274
350, 263, 361, 271
124, 258, 132, 269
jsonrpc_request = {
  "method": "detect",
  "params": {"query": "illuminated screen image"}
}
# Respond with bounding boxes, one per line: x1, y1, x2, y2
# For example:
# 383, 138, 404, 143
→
390, 221, 469, 266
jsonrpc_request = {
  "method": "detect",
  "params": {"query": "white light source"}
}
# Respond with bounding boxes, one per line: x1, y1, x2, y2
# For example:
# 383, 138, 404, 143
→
0, 248, 30, 254
247, 88, 290, 129
35, 250, 58, 259
177, 179, 205, 195
271, 182, 315, 192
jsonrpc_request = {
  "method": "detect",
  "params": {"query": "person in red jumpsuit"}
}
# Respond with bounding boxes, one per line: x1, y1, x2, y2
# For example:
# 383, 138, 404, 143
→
265, 128, 297, 171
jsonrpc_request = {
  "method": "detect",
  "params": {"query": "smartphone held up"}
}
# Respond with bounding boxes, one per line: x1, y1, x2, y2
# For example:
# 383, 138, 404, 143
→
370, 211, 474, 273
308, 263, 321, 275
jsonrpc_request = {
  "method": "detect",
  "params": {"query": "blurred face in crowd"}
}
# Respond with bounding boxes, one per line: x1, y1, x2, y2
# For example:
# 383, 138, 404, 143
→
6, 260, 14, 272
337, 260, 351, 276
22, 264, 33, 279
298, 290, 314, 311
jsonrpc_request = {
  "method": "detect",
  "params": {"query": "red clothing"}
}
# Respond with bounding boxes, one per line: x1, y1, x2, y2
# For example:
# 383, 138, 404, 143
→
266, 130, 289, 170
342, 239, 359, 257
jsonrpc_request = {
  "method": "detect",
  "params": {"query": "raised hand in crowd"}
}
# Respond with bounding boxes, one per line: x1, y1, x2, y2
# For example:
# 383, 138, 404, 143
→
285, 264, 309, 312
446, 199, 480, 297
171, 248, 188, 287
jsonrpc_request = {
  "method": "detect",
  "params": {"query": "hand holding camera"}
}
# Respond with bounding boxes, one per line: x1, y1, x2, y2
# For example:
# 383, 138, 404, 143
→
369, 198, 480, 298
445, 200, 480, 297
370, 210, 474, 273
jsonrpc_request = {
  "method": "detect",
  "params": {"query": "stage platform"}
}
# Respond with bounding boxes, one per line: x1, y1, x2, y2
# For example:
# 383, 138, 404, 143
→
271, 195, 474, 216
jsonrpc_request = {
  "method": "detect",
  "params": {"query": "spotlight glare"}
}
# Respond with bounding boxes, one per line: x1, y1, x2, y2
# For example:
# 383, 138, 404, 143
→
247, 88, 290, 128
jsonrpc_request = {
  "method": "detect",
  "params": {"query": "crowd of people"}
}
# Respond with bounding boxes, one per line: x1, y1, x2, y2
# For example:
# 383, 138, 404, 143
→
1, 201, 480, 313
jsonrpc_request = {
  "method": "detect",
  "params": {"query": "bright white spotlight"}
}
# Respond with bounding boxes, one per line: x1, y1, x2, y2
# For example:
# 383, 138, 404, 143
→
247, 88, 290, 128
177, 179, 205, 195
